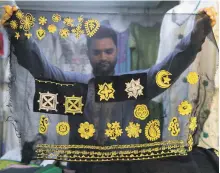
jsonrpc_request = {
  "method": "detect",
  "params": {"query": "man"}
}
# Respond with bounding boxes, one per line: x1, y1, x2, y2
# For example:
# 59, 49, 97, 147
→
2, 5, 218, 173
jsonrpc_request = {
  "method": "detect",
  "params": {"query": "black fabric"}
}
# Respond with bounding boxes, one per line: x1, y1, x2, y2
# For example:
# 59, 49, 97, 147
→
94, 73, 148, 102
0, 167, 40, 173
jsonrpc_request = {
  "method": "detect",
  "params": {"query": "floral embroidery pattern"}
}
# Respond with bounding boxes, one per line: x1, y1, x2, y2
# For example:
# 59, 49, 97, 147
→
56, 122, 70, 136
38, 92, 59, 112
63, 95, 84, 115
187, 72, 199, 84
97, 83, 115, 101
52, 13, 61, 22
178, 101, 192, 116
38, 16, 47, 25
156, 70, 172, 88
15, 10, 24, 20
59, 28, 69, 38
168, 117, 180, 136
189, 117, 197, 131
10, 20, 18, 29
145, 120, 161, 141
39, 115, 49, 134
48, 24, 57, 33
125, 79, 144, 99
78, 122, 95, 139
63, 17, 74, 27
20, 13, 35, 31
105, 122, 123, 140
134, 104, 149, 120
84, 19, 100, 37
125, 122, 142, 138
71, 24, 84, 39
36, 27, 46, 40
187, 134, 193, 151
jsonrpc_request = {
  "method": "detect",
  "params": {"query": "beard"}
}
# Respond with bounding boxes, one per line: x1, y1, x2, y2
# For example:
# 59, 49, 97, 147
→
92, 60, 116, 76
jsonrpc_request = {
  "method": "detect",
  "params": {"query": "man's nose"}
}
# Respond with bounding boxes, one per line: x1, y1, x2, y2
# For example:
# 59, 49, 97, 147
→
100, 52, 107, 60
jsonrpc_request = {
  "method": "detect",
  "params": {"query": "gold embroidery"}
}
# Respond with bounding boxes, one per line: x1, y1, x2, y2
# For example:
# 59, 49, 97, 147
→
59, 28, 69, 38
71, 24, 84, 39
52, 13, 61, 22
187, 72, 199, 84
168, 117, 180, 136
189, 117, 197, 131
39, 115, 49, 134
38, 16, 47, 25
84, 19, 100, 37
78, 15, 84, 23
63, 17, 74, 27
63, 95, 84, 115
56, 122, 70, 136
105, 122, 123, 140
125, 122, 142, 138
38, 92, 59, 112
125, 79, 144, 99
20, 13, 35, 31
48, 24, 57, 33
78, 122, 95, 139
187, 134, 193, 151
97, 83, 115, 101
156, 70, 172, 88
35, 79, 75, 86
36, 27, 46, 40
134, 104, 149, 120
145, 120, 160, 141
178, 101, 192, 116
15, 10, 24, 20
10, 20, 18, 29
24, 32, 32, 39
15, 32, 20, 40
214, 150, 219, 157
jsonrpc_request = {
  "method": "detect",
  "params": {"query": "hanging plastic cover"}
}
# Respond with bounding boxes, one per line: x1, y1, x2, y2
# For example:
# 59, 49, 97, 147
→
0, 5, 218, 162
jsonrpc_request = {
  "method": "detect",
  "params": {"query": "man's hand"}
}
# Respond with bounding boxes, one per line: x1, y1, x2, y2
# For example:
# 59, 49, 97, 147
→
1, 5, 18, 25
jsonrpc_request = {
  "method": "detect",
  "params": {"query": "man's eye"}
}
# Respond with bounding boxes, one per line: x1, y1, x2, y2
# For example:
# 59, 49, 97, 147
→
93, 50, 100, 56
105, 49, 113, 54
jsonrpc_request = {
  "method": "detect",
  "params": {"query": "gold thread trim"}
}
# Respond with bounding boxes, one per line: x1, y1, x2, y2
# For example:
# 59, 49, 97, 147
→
35, 79, 75, 86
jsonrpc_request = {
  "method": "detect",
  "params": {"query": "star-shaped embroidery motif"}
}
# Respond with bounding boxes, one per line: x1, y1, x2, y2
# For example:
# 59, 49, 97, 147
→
163, 76, 171, 84
125, 78, 144, 99
97, 82, 115, 101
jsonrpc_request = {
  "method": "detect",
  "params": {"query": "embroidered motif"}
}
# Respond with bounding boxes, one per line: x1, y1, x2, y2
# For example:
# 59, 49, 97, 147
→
178, 101, 192, 116
15, 32, 20, 40
168, 117, 180, 136
20, 13, 35, 31
156, 70, 172, 88
48, 24, 57, 33
97, 82, 115, 101
84, 19, 100, 37
63, 17, 74, 27
214, 149, 219, 157
71, 24, 84, 39
24, 32, 32, 39
187, 134, 193, 151
59, 28, 69, 38
78, 15, 84, 23
10, 20, 18, 29
39, 115, 49, 134
52, 13, 61, 22
78, 122, 95, 139
125, 79, 144, 99
189, 117, 197, 131
134, 104, 149, 120
56, 122, 70, 136
63, 95, 84, 115
187, 72, 199, 84
38, 92, 59, 112
36, 27, 46, 40
145, 120, 161, 141
125, 122, 142, 138
15, 10, 24, 20
35, 79, 75, 86
38, 16, 47, 25
105, 122, 123, 140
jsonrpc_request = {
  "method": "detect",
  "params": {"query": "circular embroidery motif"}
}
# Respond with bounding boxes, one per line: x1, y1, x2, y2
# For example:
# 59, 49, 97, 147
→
10, 20, 18, 29
125, 122, 142, 138
15, 10, 24, 20
145, 120, 161, 141
56, 122, 70, 136
78, 122, 95, 139
156, 70, 172, 88
178, 101, 192, 116
48, 24, 57, 34
168, 117, 180, 136
52, 13, 61, 22
105, 121, 122, 141
134, 104, 149, 120
187, 72, 199, 84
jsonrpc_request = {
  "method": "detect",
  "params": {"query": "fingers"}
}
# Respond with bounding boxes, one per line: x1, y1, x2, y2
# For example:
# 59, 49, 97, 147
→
198, 7, 217, 27
1, 5, 19, 25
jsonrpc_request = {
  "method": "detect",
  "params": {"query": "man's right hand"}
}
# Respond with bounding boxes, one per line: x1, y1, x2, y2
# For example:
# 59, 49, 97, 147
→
1, 5, 18, 25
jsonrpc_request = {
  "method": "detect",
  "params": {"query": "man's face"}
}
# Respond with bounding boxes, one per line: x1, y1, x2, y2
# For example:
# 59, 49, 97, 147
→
88, 38, 117, 76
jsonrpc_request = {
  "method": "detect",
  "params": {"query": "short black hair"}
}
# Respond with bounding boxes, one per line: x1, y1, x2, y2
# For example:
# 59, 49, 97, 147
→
86, 26, 117, 49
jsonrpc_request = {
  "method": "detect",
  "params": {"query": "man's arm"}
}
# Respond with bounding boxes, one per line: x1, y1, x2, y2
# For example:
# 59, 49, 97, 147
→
146, 13, 213, 100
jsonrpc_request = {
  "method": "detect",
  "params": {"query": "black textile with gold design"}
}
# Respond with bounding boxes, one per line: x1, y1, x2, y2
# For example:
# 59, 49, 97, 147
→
94, 73, 147, 102
33, 78, 88, 115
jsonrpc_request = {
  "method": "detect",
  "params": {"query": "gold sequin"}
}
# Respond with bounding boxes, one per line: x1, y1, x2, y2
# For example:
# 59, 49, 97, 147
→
168, 117, 180, 136
145, 120, 161, 141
